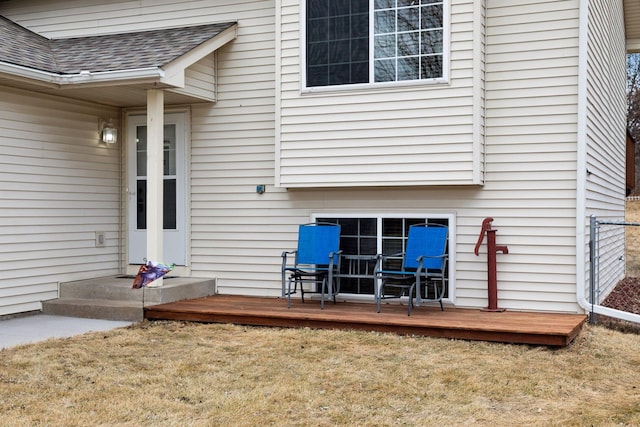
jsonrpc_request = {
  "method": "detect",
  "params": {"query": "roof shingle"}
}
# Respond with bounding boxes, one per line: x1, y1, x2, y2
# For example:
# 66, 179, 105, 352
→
0, 15, 235, 74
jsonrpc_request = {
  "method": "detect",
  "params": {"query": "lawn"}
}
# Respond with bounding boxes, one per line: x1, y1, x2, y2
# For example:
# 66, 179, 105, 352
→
1, 320, 639, 426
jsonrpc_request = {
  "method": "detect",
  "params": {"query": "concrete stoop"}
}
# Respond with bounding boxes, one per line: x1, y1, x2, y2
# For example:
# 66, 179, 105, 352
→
42, 276, 217, 322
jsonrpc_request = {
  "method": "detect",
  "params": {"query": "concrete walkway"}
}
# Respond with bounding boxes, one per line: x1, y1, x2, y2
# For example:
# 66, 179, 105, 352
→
0, 314, 133, 349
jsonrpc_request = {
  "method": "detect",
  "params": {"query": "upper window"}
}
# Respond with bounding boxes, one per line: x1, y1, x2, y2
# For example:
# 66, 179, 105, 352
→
305, 0, 446, 88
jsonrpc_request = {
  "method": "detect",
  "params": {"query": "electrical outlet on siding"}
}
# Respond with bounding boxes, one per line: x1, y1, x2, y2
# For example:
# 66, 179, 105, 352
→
95, 232, 106, 247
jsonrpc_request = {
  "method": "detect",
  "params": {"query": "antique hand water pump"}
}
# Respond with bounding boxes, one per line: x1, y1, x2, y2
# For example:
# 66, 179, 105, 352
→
474, 217, 508, 312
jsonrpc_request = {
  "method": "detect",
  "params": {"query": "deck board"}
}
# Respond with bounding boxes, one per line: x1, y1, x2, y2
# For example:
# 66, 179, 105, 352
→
144, 295, 587, 347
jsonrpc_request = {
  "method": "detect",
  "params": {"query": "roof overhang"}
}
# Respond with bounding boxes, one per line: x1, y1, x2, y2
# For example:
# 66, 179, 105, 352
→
0, 21, 237, 106
625, 0, 640, 52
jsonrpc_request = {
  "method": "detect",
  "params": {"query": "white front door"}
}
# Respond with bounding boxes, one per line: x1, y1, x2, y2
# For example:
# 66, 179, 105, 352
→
127, 113, 187, 265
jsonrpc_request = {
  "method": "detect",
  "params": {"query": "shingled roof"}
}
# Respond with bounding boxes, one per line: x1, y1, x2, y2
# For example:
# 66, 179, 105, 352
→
0, 14, 236, 74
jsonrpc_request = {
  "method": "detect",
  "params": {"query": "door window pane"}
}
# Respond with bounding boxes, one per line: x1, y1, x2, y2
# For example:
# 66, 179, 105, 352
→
135, 180, 177, 230
135, 124, 178, 231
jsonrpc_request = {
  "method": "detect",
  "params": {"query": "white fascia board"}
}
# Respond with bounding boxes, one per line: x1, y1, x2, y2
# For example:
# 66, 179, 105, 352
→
161, 23, 238, 88
0, 61, 165, 88
0, 61, 61, 88
58, 67, 165, 88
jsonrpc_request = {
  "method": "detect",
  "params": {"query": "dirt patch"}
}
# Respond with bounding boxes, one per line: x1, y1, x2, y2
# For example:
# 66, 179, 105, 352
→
599, 276, 640, 334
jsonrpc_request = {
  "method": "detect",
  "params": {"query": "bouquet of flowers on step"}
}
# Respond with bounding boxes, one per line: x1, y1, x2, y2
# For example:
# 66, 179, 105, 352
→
132, 260, 175, 289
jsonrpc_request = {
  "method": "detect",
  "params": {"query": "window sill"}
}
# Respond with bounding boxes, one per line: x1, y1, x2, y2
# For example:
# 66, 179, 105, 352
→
300, 77, 450, 96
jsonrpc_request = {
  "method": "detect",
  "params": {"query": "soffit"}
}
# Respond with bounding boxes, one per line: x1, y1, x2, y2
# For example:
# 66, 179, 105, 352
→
625, 0, 640, 52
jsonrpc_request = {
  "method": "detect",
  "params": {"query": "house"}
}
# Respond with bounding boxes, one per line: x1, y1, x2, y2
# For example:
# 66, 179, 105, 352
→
0, 0, 635, 321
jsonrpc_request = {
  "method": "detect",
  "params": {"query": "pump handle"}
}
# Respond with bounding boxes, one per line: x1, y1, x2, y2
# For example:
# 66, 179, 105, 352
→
474, 217, 494, 256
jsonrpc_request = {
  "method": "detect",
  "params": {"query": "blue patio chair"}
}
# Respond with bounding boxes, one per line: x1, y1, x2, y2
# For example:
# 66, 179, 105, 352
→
281, 222, 342, 309
375, 223, 448, 316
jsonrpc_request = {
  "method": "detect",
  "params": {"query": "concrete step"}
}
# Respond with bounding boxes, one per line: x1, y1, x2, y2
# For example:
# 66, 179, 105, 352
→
59, 277, 216, 303
42, 298, 143, 322
43, 276, 217, 321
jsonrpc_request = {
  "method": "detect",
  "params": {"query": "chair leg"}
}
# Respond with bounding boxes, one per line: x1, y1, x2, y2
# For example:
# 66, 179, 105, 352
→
331, 275, 339, 305
407, 283, 415, 316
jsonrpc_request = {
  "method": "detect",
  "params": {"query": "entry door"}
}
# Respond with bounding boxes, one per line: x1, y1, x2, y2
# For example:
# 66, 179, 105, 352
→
127, 113, 187, 265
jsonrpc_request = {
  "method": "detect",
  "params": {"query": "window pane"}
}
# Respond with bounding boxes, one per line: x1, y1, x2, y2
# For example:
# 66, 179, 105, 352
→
421, 4, 443, 29
135, 180, 177, 230
375, 0, 395, 9
163, 125, 176, 176
352, 0, 368, 14
317, 216, 449, 297
329, 63, 351, 85
398, 31, 419, 56
374, 9, 395, 34
421, 30, 443, 54
308, 42, 329, 64
375, 58, 396, 81
136, 179, 146, 229
397, 6, 420, 32
383, 218, 403, 237
308, 0, 329, 18
351, 61, 369, 83
308, 18, 328, 42
375, 34, 396, 58
398, 56, 419, 80
329, 40, 352, 63
164, 179, 177, 229
352, 37, 369, 61
136, 126, 147, 177
372, 0, 443, 82
341, 236, 359, 253
306, 0, 370, 87
330, 15, 351, 40
383, 239, 403, 255
361, 237, 377, 254
307, 65, 329, 86
351, 12, 369, 38
339, 217, 358, 235
360, 218, 376, 235
421, 55, 442, 79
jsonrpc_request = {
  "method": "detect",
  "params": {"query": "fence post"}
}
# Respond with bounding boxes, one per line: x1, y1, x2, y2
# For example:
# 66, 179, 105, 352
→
589, 215, 596, 324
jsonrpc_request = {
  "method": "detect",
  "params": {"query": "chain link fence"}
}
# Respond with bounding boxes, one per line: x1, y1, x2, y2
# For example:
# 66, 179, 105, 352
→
590, 212, 640, 325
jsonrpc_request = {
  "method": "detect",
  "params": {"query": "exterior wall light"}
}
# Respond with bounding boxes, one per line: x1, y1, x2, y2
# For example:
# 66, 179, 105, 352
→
101, 119, 118, 144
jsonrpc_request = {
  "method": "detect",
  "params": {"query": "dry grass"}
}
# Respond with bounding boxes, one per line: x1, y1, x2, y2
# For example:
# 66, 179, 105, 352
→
1, 321, 639, 426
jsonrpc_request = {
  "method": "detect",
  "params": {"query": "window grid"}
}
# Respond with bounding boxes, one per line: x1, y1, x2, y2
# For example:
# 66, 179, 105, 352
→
373, 0, 444, 82
305, 0, 445, 88
317, 216, 449, 297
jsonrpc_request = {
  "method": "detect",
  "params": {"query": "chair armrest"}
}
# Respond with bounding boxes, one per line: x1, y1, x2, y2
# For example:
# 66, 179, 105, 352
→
374, 252, 405, 274
415, 254, 448, 275
328, 250, 343, 271
281, 250, 297, 269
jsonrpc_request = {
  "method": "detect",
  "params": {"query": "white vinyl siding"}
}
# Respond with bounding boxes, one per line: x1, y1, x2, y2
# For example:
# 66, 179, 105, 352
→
583, 0, 627, 303
481, 0, 581, 312
0, 0, 628, 316
2, 0, 281, 298
277, 0, 484, 188
167, 54, 217, 103
0, 86, 121, 315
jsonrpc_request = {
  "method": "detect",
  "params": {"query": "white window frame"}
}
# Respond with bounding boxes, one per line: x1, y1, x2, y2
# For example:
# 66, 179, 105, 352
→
311, 212, 456, 305
301, 0, 451, 94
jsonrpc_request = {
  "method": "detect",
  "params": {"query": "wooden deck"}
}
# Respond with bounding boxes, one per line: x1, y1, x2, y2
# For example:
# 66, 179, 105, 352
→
144, 295, 588, 347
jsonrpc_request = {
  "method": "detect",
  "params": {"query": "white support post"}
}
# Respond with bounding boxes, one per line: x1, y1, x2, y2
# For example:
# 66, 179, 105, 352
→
146, 89, 164, 287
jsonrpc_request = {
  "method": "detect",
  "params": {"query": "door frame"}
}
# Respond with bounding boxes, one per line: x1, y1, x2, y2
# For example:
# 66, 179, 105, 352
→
125, 110, 190, 273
